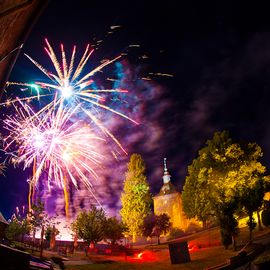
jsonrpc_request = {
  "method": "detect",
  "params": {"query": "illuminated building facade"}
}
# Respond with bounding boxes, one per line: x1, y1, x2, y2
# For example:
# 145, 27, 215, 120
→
153, 158, 201, 231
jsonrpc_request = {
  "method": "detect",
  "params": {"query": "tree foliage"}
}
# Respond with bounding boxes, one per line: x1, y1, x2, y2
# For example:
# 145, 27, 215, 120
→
45, 225, 60, 242
182, 131, 268, 248
71, 206, 106, 244
29, 199, 47, 230
142, 213, 156, 238
103, 217, 125, 244
5, 216, 30, 242
120, 153, 152, 241
142, 213, 171, 244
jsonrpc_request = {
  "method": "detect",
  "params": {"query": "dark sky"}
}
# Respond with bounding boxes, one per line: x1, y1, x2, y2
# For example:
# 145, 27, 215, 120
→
2, 0, 270, 218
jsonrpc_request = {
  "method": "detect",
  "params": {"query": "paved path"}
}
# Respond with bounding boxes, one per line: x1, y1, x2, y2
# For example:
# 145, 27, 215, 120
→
63, 259, 93, 265
234, 231, 270, 270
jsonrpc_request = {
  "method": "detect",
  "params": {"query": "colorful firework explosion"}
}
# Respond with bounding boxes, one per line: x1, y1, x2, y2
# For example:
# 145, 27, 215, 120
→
4, 39, 138, 154
3, 100, 105, 216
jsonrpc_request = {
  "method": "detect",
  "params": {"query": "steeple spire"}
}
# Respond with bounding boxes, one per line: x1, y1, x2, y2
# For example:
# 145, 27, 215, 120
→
163, 157, 171, 184
164, 158, 168, 172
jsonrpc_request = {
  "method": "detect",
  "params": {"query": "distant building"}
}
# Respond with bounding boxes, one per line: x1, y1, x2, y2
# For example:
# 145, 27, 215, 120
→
0, 211, 8, 239
153, 158, 201, 231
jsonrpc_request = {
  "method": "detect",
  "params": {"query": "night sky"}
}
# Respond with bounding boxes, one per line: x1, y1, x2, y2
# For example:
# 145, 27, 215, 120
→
1, 1, 270, 219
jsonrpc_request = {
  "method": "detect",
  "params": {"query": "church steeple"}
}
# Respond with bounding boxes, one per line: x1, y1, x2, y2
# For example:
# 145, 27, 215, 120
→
163, 158, 171, 184
159, 157, 176, 195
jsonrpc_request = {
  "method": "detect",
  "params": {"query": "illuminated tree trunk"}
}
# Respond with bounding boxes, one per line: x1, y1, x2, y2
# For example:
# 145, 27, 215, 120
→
257, 211, 263, 230
50, 225, 56, 250
132, 232, 136, 243
232, 235, 236, 251
73, 234, 78, 251
249, 212, 253, 242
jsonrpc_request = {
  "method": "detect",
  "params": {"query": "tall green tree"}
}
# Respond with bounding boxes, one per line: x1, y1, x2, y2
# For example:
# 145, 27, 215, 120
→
120, 153, 152, 242
227, 143, 267, 241
182, 131, 267, 249
71, 206, 106, 245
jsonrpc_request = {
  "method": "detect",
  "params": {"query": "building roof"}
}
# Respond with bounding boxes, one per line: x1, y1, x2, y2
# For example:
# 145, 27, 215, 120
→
0, 0, 48, 99
156, 182, 178, 196
0, 211, 8, 225
155, 158, 178, 196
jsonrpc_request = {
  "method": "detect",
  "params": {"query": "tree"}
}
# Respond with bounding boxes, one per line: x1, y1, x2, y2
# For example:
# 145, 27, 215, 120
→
5, 216, 30, 242
152, 213, 171, 245
71, 206, 106, 245
28, 199, 47, 241
182, 158, 213, 226
120, 153, 152, 242
103, 217, 125, 245
239, 178, 265, 241
45, 225, 59, 242
217, 201, 239, 249
142, 213, 156, 239
142, 213, 171, 244
228, 143, 268, 241
182, 131, 267, 249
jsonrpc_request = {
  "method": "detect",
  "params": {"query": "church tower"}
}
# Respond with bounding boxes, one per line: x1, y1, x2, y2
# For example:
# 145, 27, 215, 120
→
153, 158, 192, 230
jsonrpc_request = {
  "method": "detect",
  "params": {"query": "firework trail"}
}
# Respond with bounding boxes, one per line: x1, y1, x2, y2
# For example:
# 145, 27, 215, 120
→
3, 39, 138, 154
3, 100, 105, 217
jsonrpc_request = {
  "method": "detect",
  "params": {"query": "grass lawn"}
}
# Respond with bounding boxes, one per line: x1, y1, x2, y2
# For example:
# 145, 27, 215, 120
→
65, 246, 236, 270
45, 226, 270, 270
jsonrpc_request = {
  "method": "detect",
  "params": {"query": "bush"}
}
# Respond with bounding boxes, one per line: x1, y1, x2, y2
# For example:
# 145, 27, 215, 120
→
253, 252, 270, 264
261, 209, 270, 227
167, 228, 185, 240
185, 222, 202, 234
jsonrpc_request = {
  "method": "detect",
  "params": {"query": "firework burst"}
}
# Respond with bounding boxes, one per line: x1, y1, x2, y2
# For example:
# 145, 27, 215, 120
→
3, 100, 106, 216
4, 39, 138, 154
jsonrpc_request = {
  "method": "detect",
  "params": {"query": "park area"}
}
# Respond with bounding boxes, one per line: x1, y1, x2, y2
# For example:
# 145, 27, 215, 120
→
62, 227, 270, 270
2, 225, 270, 270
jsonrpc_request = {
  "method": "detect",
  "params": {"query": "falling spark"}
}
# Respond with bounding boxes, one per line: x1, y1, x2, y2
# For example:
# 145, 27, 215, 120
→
141, 55, 149, 59
110, 25, 122, 30
106, 78, 119, 82
149, 72, 174, 77
141, 77, 152, 81
129, 44, 141, 48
